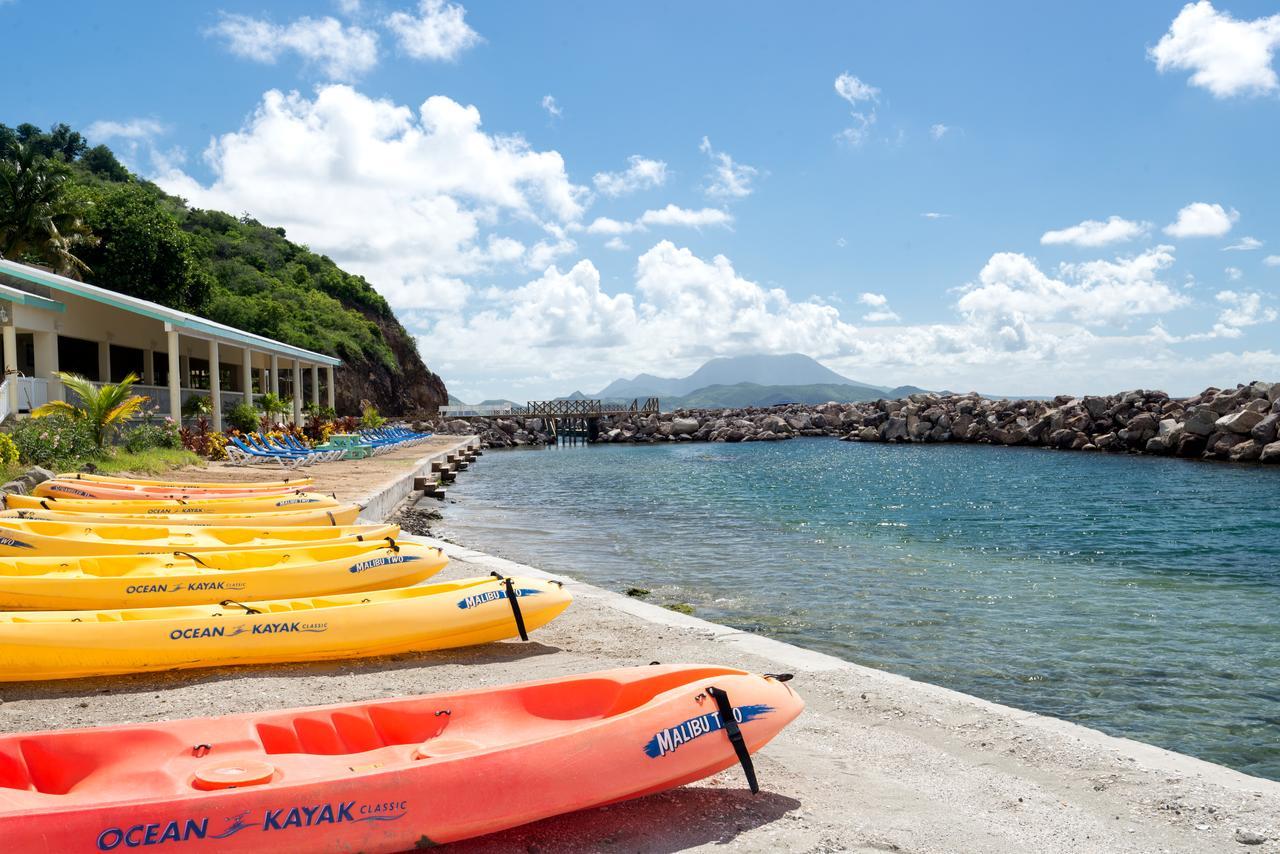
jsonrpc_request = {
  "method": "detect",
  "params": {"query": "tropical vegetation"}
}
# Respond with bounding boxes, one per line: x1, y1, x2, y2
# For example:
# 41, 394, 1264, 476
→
32, 371, 146, 449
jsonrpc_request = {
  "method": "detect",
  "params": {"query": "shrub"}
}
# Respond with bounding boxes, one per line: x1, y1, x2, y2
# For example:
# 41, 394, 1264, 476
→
9, 415, 97, 467
182, 394, 211, 420
179, 417, 225, 459
226, 401, 260, 435
123, 420, 181, 453
360, 404, 385, 429
0, 433, 18, 467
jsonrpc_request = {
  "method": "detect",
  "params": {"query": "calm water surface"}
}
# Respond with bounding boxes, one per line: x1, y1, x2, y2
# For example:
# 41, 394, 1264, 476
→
436, 439, 1280, 780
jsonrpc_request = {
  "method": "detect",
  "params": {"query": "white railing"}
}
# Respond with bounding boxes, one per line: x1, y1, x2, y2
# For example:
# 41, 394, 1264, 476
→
440, 405, 514, 417
16, 377, 47, 413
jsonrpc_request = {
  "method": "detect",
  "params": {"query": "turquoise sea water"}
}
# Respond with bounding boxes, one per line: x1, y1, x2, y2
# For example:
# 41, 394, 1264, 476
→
435, 439, 1280, 780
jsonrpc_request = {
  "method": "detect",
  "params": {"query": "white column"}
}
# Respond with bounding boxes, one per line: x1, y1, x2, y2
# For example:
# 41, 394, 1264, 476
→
166, 328, 181, 422
97, 340, 111, 383
3, 322, 17, 413
208, 339, 222, 431
310, 363, 320, 410
143, 347, 155, 385
241, 347, 253, 404
35, 331, 61, 401
326, 365, 335, 411
270, 354, 280, 397
291, 359, 303, 424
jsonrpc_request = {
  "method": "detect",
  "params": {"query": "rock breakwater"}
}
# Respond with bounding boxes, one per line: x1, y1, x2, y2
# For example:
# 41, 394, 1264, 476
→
430, 380, 1280, 464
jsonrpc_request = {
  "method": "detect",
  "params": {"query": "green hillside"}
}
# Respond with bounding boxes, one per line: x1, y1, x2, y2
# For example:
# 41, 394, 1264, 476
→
0, 122, 446, 415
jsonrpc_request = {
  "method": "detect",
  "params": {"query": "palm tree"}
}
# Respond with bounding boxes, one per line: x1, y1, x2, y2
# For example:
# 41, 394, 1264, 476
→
0, 142, 95, 278
33, 372, 146, 449
259, 392, 288, 426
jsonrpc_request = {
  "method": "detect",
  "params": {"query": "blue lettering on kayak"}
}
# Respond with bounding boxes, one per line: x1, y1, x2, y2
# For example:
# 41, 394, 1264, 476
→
348, 554, 419, 574
95, 818, 207, 850
456, 587, 542, 610
644, 704, 774, 758
50, 484, 92, 496
94, 800, 406, 849
0, 536, 35, 549
250, 621, 327, 635
274, 498, 319, 506
169, 626, 225, 640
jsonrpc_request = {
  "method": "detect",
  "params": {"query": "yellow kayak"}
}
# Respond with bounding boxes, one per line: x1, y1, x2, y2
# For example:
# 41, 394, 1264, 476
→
3, 491, 341, 514
0, 539, 445, 610
0, 574, 570, 680
56, 472, 313, 490
0, 504, 363, 527
0, 519, 397, 556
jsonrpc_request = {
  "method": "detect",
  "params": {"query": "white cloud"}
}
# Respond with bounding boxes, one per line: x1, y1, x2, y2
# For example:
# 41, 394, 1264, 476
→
540, 95, 562, 118
1181, 290, 1280, 340
859, 292, 900, 322
1225, 266, 1243, 281
157, 85, 587, 316
1223, 236, 1262, 251
1149, 1, 1280, 98
583, 216, 640, 236
336, 0, 363, 14
385, 0, 481, 62
1163, 202, 1238, 237
1040, 215, 1150, 248
833, 72, 879, 146
699, 137, 757, 200
930, 123, 950, 140
834, 73, 879, 105
1265, 255, 1280, 267
957, 245, 1186, 333
422, 241, 862, 387
835, 237, 847, 247
637, 205, 732, 229
85, 119, 167, 140
592, 155, 667, 197
207, 14, 379, 80
921, 212, 950, 220
603, 237, 629, 251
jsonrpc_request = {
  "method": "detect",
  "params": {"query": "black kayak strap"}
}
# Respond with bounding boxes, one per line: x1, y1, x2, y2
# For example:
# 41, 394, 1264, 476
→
493, 573, 528, 641
706, 685, 759, 794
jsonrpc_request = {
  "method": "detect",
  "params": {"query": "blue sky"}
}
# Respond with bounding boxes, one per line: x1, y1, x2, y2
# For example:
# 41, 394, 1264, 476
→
5, 1, 1280, 400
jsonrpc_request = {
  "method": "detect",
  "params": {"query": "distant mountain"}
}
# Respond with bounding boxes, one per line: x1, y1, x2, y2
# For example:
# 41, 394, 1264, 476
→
596, 353, 889, 399
663, 382, 902, 409
477, 398, 521, 408
447, 394, 469, 406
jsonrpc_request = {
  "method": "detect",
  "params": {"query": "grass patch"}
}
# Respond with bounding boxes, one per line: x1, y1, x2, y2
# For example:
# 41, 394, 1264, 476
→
0, 449, 202, 483
89, 448, 203, 475
664, 602, 695, 615
625, 587, 651, 598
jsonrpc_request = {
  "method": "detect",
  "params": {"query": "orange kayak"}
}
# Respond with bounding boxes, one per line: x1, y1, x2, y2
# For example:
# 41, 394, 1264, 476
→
57, 473, 313, 491
0, 665, 802, 850
33, 480, 305, 501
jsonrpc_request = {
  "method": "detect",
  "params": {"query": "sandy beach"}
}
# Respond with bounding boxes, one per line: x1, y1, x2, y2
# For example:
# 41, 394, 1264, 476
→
3, 436, 1277, 852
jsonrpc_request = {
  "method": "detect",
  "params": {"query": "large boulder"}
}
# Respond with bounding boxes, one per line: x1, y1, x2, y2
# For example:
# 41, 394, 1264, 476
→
882, 417, 908, 441
1228, 439, 1264, 462
1182, 407, 1218, 436
1261, 441, 1280, 463
1216, 409, 1264, 435
1245, 411, 1278, 445
669, 417, 700, 436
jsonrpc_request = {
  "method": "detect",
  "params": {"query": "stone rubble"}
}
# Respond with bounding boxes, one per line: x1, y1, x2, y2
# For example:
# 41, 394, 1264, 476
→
430, 381, 1280, 464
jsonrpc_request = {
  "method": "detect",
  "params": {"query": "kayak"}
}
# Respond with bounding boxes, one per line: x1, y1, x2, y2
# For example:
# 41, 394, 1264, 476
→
0, 573, 570, 680
4, 492, 343, 514
0, 519, 398, 556
0, 503, 364, 528
33, 480, 305, 501
56, 472, 313, 490
0, 664, 801, 850
0, 539, 445, 610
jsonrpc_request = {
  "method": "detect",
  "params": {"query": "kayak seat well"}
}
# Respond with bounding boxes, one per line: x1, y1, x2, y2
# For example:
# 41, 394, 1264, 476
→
257, 705, 452, 756
0, 730, 187, 795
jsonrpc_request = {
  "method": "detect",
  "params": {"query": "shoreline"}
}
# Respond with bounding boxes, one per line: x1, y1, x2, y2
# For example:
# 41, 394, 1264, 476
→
1, 435, 1275, 851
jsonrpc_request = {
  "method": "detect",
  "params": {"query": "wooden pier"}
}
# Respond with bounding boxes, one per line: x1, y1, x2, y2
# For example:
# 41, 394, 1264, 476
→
439, 398, 660, 445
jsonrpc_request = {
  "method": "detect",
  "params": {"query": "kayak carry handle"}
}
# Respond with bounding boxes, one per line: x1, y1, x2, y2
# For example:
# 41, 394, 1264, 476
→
706, 685, 759, 794
174, 551, 210, 567
489, 573, 529, 641
385, 536, 399, 553
764, 673, 794, 682
220, 599, 262, 615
